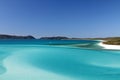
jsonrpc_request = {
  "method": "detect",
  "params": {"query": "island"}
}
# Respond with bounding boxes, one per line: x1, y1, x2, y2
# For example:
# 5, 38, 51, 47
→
40, 36, 69, 40
103, 37, 120, 45
98, 37, 120, 50
0, 34, 35, 39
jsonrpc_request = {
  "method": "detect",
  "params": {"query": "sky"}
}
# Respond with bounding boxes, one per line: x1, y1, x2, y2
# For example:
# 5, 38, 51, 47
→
0, 0, 120, 38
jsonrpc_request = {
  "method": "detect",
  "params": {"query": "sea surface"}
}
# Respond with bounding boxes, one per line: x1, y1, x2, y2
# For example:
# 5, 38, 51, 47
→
0, 40, 120, 80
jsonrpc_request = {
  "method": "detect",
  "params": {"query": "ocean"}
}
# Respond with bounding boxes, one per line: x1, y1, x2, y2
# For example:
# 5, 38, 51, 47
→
0, 40, 120, 80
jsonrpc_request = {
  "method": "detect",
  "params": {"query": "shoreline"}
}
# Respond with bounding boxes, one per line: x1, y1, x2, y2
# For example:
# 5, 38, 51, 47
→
98, 40, 120, 50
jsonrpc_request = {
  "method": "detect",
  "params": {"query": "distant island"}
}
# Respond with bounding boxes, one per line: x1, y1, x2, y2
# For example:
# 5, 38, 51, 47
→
0, 34, 119, 45
40, 36, 69, 40
0, 34, 35, 39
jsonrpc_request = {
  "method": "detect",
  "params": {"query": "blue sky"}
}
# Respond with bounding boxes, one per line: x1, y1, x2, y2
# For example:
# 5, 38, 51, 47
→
0, 0, 120, 38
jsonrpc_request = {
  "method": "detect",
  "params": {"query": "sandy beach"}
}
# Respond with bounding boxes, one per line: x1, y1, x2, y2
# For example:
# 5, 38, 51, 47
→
98, 41, 120, 50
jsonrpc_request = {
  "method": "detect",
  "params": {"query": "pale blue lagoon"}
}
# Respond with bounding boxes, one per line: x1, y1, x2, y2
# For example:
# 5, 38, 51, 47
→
0, 40, 120, 80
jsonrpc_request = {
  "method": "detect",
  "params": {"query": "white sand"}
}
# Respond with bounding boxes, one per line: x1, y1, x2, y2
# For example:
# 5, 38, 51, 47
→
98, 41, 120, 50
0, 49, 74, 80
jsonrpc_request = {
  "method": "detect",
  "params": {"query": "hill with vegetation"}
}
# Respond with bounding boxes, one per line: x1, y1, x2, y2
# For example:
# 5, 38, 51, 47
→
0, 34, 35, 39
40, 36, 69, 40
103, 37, 120, 45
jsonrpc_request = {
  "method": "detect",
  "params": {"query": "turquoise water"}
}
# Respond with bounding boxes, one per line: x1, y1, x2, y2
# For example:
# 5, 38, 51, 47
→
0, 40, 120, 80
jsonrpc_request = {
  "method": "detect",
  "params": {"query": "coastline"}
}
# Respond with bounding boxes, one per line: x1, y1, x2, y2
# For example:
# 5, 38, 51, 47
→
98, 40, 120, 50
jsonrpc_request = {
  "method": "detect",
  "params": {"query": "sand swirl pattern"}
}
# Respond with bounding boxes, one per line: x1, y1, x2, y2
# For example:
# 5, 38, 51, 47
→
0, 40, 120, 80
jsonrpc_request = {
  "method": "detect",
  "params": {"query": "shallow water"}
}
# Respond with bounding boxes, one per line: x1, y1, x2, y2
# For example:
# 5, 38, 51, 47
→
0, 40, 120, 80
